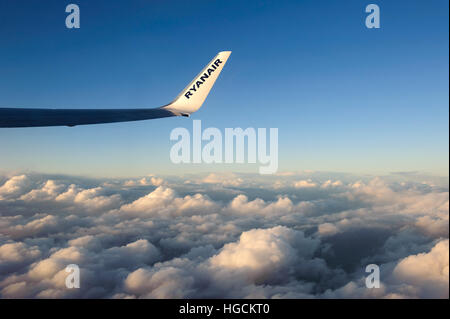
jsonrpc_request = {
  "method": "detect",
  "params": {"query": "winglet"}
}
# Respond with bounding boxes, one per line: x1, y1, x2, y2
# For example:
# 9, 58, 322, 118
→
162, 51, 231, 116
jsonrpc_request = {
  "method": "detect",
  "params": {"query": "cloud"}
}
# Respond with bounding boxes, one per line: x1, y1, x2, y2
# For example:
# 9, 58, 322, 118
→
118, 186, 218, 217
415, 216, 449, 238
209, 226, 320, 283
0, 242, 41, 275
0, 175, 30, 200
317, 223, 339, 236
321, 239, 449, 299
124, 266, 195, 298
101, 239, 161, 268
227, 195, 293, 216
294, 180, 317, 188
0, 172, 448, 298
321, 180, 343, 188
55, 185, 121, 211
393, 239, 449, 298
20, 180, 65, 202
201, 173, 243, 187
123, 176, 164, 187
119, 186, 175, 215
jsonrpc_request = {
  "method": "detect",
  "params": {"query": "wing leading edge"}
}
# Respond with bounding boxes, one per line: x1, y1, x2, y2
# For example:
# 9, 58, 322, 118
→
0, 51, 231, 128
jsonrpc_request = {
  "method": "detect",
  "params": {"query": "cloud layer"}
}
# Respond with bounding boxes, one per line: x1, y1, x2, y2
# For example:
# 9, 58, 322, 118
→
0, 172, 448, 298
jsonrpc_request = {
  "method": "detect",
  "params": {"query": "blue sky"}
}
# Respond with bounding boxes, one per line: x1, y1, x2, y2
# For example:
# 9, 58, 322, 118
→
0, 0, 448, 177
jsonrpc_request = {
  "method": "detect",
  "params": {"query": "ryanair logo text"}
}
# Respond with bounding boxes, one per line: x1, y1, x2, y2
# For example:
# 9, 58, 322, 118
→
184, 59, 223, 99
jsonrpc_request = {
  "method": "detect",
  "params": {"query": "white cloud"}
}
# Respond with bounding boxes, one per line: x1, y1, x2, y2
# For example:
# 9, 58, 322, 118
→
56, 185, 121, 211
0, 242, 41, 264
124, 265, 195, 298
227, 195, 293, 216
102, 239, 161, 268
393, 239, 449, 298
201, 173, 243, 187
124, 176, 164, 187
209, 226, 320, 283
119, 186, 218, 217
0, 175, 30, 200
0, 173, 448, 298
294, 180, 317, 188
119, 186, 175, 215
321, 180, 343, 188
20, 180, 65, 201
317, 223, 339, 236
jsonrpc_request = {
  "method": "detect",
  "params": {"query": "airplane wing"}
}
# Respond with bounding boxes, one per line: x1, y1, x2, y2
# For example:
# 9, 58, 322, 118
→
0, 51, 231, 128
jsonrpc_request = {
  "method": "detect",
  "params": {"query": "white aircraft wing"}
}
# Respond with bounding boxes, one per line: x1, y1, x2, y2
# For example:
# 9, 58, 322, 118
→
0, 51, 231, 128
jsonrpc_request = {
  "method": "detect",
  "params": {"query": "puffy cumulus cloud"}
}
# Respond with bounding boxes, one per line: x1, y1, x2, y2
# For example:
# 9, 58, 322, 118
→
124, 265, 195, 298
0, 247, 86, 298
317, 223, 339, 236
209, 227, 320, 283
1, 214, 61, 239
172, 194, 219, 215
392, 239, 449, 298
201, 173, 243, 187
122, 229, 327, 299
415, 216, 449, 238
55, 185, 121, 211
227, 195, 293, 216
0, 172, 448, 298
348, 178, 449, 217
123, 176, 164, 187
321, 180, 343, 188
101, 239, 161, 268
68, 235, 101, 251
27, 246, 86, 282
20, 180, 65, 202
1, 175, 122, 213
0, 175, 30, 200
0, 242, 41, 273
322, 239, 449, 299
119, 186, 175, 214
1, 238, 162, 298
118, 186, 218, 217
294, 180, 317, 188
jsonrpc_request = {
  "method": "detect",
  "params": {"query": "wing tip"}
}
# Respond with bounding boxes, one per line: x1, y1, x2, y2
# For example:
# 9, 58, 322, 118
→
162, 51, 232, 115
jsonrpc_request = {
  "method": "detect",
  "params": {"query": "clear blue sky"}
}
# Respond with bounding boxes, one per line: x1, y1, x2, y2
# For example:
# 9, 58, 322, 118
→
0, 0, 448, 177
